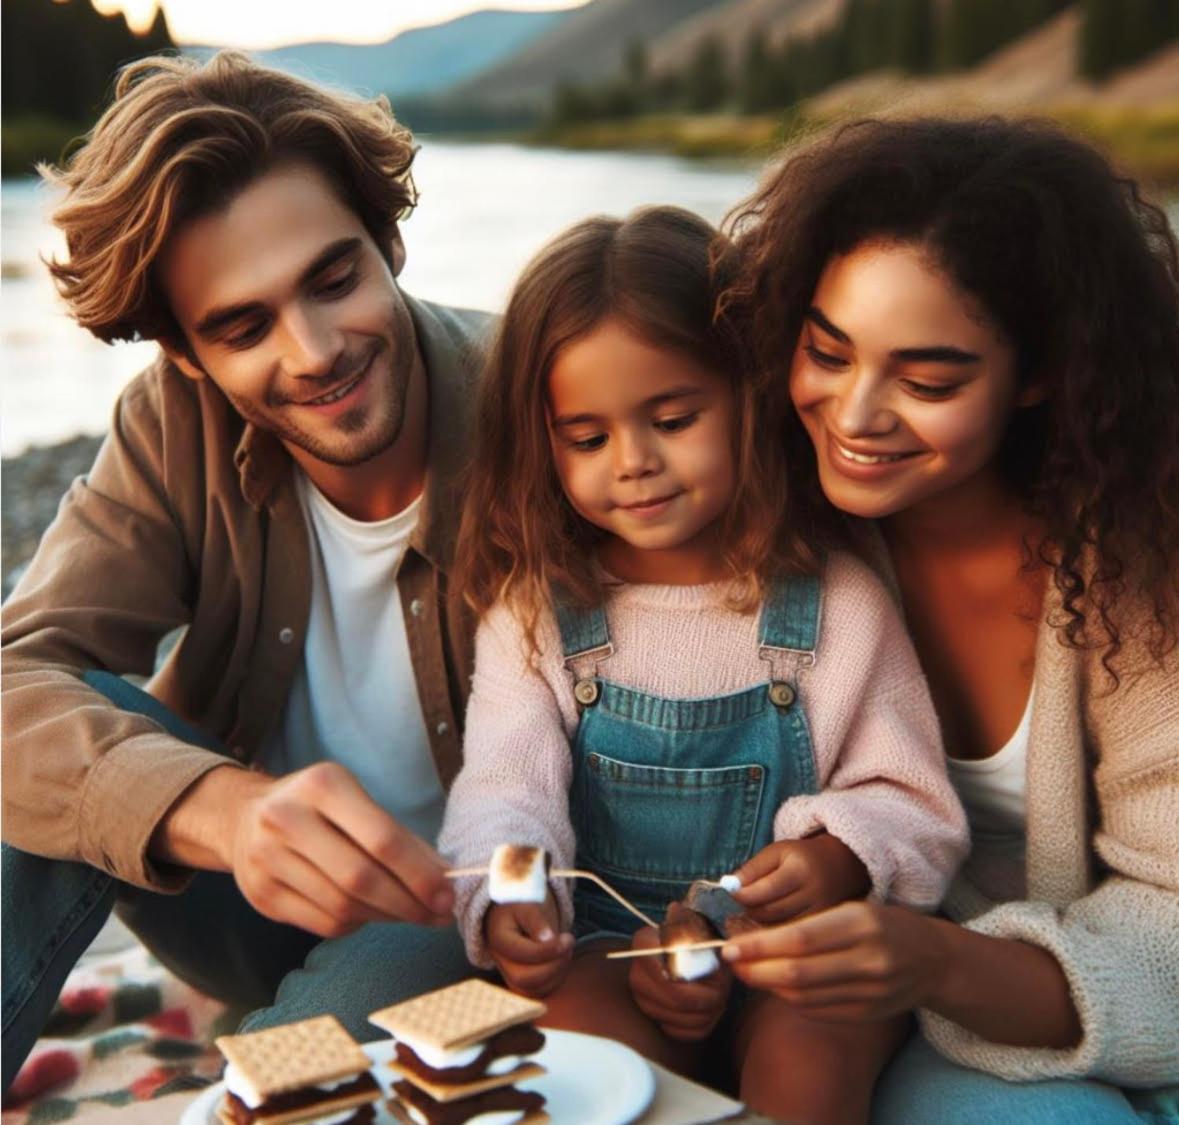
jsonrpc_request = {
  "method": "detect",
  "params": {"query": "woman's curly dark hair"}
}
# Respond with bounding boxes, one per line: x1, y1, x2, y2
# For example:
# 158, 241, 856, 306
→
722, 116, 1179, 678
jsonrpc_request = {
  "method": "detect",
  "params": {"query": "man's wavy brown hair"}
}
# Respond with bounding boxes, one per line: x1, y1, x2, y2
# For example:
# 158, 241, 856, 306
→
42, 50, 418, 347
455, 206, 841, 645
722, 116, 1179, 677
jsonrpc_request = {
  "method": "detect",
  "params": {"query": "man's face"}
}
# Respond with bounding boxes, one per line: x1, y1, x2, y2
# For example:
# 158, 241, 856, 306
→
158, 162, 415, 470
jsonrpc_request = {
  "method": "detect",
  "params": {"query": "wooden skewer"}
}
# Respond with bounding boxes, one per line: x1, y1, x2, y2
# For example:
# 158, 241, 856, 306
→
605, 938, 727, 961
550, 869, 657, 928
444, 865, 656, 928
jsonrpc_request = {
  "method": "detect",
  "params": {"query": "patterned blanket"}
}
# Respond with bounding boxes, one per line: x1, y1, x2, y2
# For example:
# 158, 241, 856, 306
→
2, 943, 226, 1123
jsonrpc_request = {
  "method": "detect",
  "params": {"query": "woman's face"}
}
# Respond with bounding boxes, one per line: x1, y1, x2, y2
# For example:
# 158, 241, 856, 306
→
789, 240, 1024, 521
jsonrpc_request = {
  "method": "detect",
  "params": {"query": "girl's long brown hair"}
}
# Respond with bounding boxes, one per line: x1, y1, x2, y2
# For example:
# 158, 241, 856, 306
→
454, 206, 842, 648
722, 116, 1179, 680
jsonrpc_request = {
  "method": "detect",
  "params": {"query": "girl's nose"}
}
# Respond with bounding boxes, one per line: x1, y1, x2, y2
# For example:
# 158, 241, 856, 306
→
614, 426, 660, 480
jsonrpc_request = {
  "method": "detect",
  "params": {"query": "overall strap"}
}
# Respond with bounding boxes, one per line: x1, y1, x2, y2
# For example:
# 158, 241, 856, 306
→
553, 590, 612, 665
759, 573, 822, 665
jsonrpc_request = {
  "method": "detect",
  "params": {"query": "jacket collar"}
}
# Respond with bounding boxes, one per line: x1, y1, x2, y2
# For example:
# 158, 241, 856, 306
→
233, 291, 482, 571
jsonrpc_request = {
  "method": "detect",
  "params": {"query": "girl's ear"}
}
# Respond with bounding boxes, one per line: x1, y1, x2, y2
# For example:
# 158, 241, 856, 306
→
160, 341, 206, 382
390, 227, 406, 278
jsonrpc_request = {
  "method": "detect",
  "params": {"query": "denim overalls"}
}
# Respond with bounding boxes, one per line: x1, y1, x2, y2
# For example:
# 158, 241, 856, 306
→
557, 575, 823, 938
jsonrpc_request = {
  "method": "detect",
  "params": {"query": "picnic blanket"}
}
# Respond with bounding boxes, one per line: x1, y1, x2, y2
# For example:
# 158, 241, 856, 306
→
2, 943, 227, 1123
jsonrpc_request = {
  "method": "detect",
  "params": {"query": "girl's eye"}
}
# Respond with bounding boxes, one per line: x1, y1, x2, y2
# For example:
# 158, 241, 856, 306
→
902, 380, 961, 400
654, 412, 698, 433
804, 344, 847, 370
315, 269, 359, 298
569, 434, 607, 453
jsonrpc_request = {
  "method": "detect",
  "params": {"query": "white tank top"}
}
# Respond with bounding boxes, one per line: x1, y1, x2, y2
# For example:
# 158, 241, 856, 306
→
945, 684, 1032, 844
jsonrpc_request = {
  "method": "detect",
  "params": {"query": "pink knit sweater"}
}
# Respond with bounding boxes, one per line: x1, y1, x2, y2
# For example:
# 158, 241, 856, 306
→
440, 551, 970, 967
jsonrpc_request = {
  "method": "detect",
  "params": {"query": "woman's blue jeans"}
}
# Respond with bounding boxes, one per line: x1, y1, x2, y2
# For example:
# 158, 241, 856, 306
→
1, 671, 470, 1095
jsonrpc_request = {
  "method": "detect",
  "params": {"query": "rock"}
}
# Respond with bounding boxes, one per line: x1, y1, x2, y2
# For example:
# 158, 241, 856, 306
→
2, 434, 103, 598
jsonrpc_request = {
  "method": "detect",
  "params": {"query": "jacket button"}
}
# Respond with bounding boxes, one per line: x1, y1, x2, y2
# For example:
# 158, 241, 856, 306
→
410, 598, 424, 617
574, 679, 600, 706
278, 627, 295, 645
768, 681, 795, 709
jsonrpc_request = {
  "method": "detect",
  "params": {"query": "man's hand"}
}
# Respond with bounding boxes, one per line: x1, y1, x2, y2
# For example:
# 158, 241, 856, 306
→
484, 895, 573, 997
627, 925, 731, 1041
153, 762, 454, 937
730, 833, 870, 925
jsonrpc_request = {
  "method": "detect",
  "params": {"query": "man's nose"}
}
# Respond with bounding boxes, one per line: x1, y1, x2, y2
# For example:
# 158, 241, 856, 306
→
279, 304, 344, 378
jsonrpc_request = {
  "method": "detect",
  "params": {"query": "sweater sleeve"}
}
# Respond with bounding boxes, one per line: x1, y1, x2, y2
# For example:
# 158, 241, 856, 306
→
437, 602, 578, 969
772, 555, 970, 909
921, 645, 1179, 1086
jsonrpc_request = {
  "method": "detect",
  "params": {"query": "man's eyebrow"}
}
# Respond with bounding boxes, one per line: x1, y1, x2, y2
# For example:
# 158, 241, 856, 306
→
193, 238, 362, 339
806, 307, 980, 365
551, 386, 705, 428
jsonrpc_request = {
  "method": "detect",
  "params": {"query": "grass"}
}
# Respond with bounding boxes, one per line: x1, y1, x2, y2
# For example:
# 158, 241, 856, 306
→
528, 104, 1179, 188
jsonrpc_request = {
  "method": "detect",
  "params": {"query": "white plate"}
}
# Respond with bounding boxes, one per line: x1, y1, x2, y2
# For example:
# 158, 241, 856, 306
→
180, 1027, 654, 1125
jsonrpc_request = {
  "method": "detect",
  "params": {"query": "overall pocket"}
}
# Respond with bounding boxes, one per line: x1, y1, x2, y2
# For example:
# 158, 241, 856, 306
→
573, 751, 765, 902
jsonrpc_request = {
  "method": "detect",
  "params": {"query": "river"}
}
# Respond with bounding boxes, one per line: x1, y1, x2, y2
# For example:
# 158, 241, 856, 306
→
0, 141, 762, 457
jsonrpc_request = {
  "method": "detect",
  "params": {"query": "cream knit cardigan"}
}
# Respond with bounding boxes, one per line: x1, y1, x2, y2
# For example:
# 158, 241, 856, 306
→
920, 578, 1179, 1086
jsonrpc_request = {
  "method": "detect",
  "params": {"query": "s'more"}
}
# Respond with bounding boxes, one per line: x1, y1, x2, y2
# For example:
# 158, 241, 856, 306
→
370, 979, 549, 1124
215, 1015, 380, 1125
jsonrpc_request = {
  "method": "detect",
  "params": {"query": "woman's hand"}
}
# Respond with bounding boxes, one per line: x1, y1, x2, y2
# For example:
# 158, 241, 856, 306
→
484, 895, 574, 998
730, 833, 871, 925
721, 900, 948, 1022
627, 925, 732, 1041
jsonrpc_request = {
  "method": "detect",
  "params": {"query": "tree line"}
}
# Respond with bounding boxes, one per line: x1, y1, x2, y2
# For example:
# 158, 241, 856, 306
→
551, 0, 1178, 126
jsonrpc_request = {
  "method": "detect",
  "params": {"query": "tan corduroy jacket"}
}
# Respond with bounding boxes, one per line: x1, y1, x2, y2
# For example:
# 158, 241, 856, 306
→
921, 578, 1179, 1086
2, 295, 492, 893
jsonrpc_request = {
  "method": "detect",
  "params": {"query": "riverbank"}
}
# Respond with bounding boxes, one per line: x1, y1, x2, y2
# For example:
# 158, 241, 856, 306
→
2, 434, 102, 596
529, 102, 1179, 186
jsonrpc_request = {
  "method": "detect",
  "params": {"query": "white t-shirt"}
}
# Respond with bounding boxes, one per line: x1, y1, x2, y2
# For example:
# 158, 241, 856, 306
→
257, 471, 444, 844
946, 684, 1032, 864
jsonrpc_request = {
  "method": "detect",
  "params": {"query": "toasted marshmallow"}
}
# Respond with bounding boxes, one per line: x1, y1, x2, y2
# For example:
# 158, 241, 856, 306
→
666, 944, 721, 982
488, 844, 549, 904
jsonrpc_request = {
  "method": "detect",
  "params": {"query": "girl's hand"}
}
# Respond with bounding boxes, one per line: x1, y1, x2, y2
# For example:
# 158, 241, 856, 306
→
730, 833, 871, 924
484, 895, 574, 998
627, 925, 732, 1041
721, 900, 947, 1022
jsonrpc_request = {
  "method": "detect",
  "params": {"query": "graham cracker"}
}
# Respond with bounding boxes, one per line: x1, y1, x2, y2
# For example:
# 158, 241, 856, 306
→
388, 1060, 546, 1103
368, 979, 546, 1052
387, 1103, 550, 1125
215, 1014, 370, 1100
217, 1081, 378, 1125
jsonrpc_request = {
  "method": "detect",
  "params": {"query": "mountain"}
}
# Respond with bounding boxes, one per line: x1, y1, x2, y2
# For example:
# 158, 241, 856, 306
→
187, 8, 570, 99
454, 0, 721, 107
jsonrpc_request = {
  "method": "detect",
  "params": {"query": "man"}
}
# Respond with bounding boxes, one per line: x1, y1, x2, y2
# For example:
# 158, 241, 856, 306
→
1, 51, 492, 1089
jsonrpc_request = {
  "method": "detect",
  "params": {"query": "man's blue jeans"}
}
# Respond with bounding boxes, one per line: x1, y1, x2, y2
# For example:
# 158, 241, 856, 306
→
2, 671, 471, 1094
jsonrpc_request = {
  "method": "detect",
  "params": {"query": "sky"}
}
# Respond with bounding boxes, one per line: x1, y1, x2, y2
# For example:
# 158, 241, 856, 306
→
91, 0, 589, 49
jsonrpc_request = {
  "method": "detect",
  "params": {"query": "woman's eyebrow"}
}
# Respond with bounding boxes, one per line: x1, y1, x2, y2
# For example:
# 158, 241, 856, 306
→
806, 306, 850, 343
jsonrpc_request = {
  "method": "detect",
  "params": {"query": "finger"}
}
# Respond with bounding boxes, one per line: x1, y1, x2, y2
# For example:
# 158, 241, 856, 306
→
301, 765, 453, 916
253, 878, 359, 939
722, 902, 871, 963
494, 922, 572, 965
262, 798, 444, 925
735, 851, 805, 908
512, 903, 561, 944
745, 890, 812, 926
507, 958, 571, 998
630, 972, 727, 1012
633, 993, 723, 1032
731, 845, 787, 896
256, 845, 388, 931
729, 948, 877, 992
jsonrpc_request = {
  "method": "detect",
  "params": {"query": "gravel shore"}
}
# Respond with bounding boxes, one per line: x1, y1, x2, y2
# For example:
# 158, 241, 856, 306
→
2, 434, 103, 597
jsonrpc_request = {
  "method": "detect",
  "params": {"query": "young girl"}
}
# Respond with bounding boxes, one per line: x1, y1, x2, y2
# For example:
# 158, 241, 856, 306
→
718, 118, 1179, 1121
439, 206, 969, 1122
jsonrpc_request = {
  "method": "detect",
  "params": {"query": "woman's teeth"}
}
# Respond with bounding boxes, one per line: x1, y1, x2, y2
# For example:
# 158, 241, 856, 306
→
837, 442, 909, 464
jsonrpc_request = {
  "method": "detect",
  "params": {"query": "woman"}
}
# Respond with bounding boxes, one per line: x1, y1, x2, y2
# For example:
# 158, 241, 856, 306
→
719, 117, 1179, 1121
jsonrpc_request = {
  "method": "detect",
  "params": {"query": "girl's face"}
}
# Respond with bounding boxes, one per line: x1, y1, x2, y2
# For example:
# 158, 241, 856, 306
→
548, 316, 736, 584
789, 240, 1024, 521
